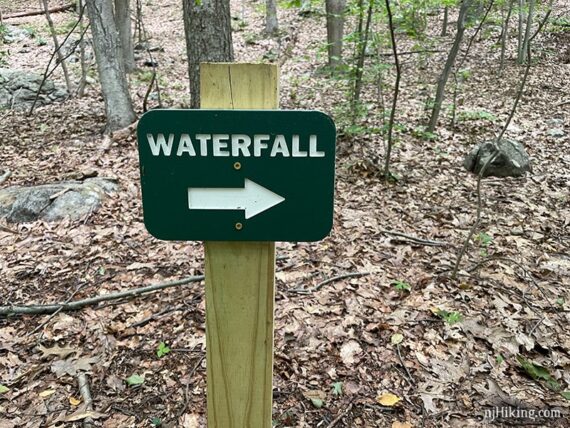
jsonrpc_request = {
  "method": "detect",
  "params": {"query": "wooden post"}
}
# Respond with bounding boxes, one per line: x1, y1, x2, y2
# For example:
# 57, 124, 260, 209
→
200, 63, 279, 428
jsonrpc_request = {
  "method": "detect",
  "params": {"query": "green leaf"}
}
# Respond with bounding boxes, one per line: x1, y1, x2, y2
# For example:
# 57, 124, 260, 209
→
496, 354, 504, 365
561, 391, 570, 400
392, 280, 411, 292
516, 355, 560, 392
0, 384, 9, 394
156, 342, 171, 358
310, 398, 324, 408
126, 374, 145, 387
151, 417, 162, 426
332, 382, 343, 396
435, 309, 463, 325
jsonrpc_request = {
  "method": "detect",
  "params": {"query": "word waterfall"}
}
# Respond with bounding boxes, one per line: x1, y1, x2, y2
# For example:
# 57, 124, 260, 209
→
146, 133, 326, 158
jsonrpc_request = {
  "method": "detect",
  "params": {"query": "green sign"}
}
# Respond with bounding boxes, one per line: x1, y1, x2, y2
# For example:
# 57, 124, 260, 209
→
137, 109, 336, 241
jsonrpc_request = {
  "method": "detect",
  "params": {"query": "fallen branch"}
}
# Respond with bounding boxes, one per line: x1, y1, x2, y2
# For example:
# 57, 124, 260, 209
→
326, 402, 354, 428
290, 272, 369, 295
77, 373, 94, 428
379, 229, 451, 247
4, 3, 75, 19
556, 100, 570, 107
0, 275, 204, 316
0, 169, 11, 186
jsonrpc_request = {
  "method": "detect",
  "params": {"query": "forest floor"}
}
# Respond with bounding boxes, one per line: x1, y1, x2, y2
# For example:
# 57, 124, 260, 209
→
0, 0, 569, 427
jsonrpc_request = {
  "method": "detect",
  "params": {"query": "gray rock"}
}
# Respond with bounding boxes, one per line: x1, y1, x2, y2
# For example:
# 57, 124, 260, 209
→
2, 25, 32, 44
0, 68, 67, 110
464, 139, 531, 177
548, 128, 565, 138
0, 179, 118, 223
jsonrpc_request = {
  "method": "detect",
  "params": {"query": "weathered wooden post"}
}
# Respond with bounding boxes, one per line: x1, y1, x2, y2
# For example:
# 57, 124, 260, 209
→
201, 63, 278, 427
136, 63, 336, 427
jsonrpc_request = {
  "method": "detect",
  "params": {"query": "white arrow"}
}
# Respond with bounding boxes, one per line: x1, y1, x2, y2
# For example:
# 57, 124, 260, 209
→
188, 178, 285, 219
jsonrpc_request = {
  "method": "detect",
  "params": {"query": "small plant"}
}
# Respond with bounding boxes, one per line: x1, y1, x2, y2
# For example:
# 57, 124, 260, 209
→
151, 417, 162, 427
392, 279, 411, 292
156, 342, 171, 358
332, 381, 343, 396
458, 110, 497, 122
435, 309, 463, 325
475, 231, 493, 256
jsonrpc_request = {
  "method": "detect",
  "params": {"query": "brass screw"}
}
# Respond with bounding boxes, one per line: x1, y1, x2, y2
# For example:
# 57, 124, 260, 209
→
234, 162, 241, 170
235, 222, 243, 231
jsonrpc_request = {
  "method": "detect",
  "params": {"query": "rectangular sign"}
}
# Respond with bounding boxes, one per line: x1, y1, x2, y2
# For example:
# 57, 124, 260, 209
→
137, 109, 336, 241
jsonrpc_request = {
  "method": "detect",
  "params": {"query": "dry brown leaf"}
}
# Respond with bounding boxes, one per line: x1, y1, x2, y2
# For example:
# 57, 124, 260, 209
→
179, 413, 201, 428
392, 422, 413, 428
38, 344, 78, 359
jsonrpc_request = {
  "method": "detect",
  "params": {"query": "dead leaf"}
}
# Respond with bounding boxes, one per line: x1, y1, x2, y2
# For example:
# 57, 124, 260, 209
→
302, 389, 326, 408
39, 389, 55, 398
340, 340, 362, 366
103, 414, 135, 428
64, 409, 107, 422
51, 356, 99, 378
179, 413, 201, 428
38, 344, 78, 359
392, 422, 413, 428
69, 397, 81, 406
377, 392, 401, 406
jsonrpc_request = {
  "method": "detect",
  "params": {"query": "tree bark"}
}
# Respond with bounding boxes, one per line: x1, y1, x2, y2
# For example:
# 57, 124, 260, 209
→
265, 0, 279, 35
114, 0, 136, 72
41, 0, 73, 93
520, 0, 535, 63
441, 6, 448, 36
427, 0, 471, 133
517, 0, 524, 63
85, 0, 136, 132
182, 0, 234, 108
500, 0, 514, 73
325, 0, 346, 68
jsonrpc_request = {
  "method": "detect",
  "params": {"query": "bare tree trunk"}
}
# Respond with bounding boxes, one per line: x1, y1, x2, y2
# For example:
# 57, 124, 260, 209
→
517, 0, 524, 63
77, 0, 87, 96
182, 0, 234, 108
427, 0, 471, 133
441, 6, 448, 36
265, 0, 279, 35
41, 0, 73, 92
520, 0, 535, 63
351, 0, 373, 120
383, 0, 400, 181
499, 0, 514, 73
325, 0, 346, 68
114, 0, 135, 72
85, 0, 136, 132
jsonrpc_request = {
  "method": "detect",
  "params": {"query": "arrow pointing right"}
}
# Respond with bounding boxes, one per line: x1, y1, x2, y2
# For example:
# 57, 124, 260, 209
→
188, 178, 285, 219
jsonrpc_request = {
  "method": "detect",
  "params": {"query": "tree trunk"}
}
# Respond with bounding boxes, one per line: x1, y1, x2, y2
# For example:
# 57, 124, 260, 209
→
41, 0, 73, 93
265, 0, 279, 35
325, 0, 346, 68
441, 6, 448, 36
427, 0, 471, 133
517, 0, 524, 63
500, 0, 514, 73
520, 0, 534, 63
114, 0, 135, 72
182, 0, 234, 108
85, 0, 136, 132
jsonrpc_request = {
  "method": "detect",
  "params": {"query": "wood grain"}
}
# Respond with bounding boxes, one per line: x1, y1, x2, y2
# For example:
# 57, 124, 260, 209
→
201, 63, 278, 428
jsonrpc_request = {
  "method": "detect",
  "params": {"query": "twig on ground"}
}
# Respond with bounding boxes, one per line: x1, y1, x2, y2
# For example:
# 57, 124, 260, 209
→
128, 304, 186, 329
378, 229, 451, 247
29, 281, 86, 336
0, 169, 11, 185
77, 373, 94, 428
290, 272, 370, 295
451, 149, 499, 280
326, 402, 354, 428
4, 3, 75, 19
395, 343, 415, 386
0, 275, 204, 316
